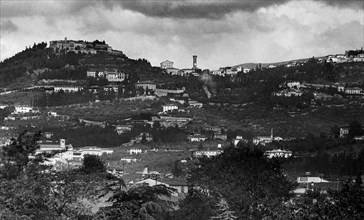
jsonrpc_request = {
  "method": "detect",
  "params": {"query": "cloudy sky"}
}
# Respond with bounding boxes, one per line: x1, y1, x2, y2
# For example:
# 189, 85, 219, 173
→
1, 0, 363, 69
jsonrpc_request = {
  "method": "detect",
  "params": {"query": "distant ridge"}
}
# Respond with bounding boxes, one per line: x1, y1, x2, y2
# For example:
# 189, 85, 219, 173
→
233, 56, 327, 69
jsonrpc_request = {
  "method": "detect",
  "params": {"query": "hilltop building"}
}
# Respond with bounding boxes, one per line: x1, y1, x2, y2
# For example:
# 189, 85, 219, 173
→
161, 60, 174, 69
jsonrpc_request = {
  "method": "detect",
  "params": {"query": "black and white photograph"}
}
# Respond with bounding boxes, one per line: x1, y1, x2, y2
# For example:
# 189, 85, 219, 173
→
0, 0, 364, 219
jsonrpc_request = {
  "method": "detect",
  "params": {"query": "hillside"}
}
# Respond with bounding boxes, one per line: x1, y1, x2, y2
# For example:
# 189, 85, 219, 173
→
0, 40, 171, 89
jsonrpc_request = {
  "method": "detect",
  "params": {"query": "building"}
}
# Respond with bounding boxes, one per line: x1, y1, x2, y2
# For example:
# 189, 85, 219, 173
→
344, 87, 362, 95
37, 139, 74, 160
14, 105, 38, 114
193, 55, 198, 69
135, 81, 157, 92
106, 71, 126, 82
214, 134, 227, 141
161, 60, 174, 69
165, 68, 179, 75
162, 104, 178, 112
191, 149, 223, 158
264, 149, 292, 159
76, 146, 113, 157
120, 158, 138, 163
134, 133, 153, 143
286, 81, 301, 89
54, 86, 83, 93
297, 176, 329, 183
128, 148, 143, 155
115, 125, 133, 134
188, 100, 203, 108
340, 126, 349, 138
188, 134, 207, 142
154, 88, 185, 97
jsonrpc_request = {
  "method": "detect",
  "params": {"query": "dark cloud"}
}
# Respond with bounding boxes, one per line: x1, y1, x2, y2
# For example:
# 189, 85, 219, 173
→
106, 0, 363, 19
114, 0, 289, 19
0, 20, 18, 34
316, 0, 364, 9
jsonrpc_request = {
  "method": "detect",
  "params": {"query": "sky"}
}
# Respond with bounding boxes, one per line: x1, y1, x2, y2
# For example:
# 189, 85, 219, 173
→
0, 0, 363, 69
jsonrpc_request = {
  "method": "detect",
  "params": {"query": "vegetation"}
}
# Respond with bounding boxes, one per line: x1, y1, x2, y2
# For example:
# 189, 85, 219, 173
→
186, 142, 296, 219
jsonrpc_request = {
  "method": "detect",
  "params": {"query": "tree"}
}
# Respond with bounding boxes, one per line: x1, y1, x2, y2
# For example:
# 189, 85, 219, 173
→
81, 154, 106, 174
0, 131, 110, 219
188, 142, 295, 219
99, 185, 175, 219
173, 187, 217, 220
348, 120, 363, 139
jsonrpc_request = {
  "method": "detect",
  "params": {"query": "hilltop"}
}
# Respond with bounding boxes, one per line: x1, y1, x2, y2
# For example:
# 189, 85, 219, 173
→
0, 39, 172, 89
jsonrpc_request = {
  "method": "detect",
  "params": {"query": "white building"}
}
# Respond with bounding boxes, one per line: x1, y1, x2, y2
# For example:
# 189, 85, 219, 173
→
192, 150, 223, 158
128, 148, 143, 155
297, 176, 329, 183
37, 139, 74, 160
54, 86, 82, 93
286, 81, 301, 89
162, 104, 178, 112
87, 70, 97, 78
14, 105, 38, 114
188, 135, 207, 142
264, 149, 292, 159
160, 60, 174, 69
106, 72, 126, 82
344, 87, 362, 95
77, 146, 113, 156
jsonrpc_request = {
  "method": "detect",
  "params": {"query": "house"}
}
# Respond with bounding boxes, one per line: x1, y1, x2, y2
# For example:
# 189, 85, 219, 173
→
43, 132, 53, 139
154, 88, 185, 97
128, 148, 143, 155
191, 149, 223, 158
344, 87, 362, 95
267, 64, 276, 68
106, 71, 126, 82
165, 68, 179, 75
115, 125, 133, 134
160, 60, 174, 69
188, 134, 207, 142
162, 104, 178, 112
37, 139, 74, 160
135, 81, 157, 92
286, 81, 301, 89
253, 129, 278, 146
264, 149, 292, 159
339, 126, 349, 138
297, 176, 329, 183
86, 70, 97, 77
134, 132, 153, 143
152, 116, 192, 128
120, 158, 138, 163
188, 100, 203, 108
54, 85, 82, 93
76, 146, 113, 157
104, 85, 119, 93
233, 136, 248, 146
337, 85, 345, 92
214, 134, 227, 141
14, 105, 38, 114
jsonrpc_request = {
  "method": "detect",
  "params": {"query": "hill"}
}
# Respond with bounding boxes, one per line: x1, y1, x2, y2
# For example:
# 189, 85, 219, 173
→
233, 56, 326, 69
0, 40, 173, 89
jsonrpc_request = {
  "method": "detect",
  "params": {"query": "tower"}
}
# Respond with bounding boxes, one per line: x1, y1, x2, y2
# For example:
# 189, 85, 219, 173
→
270, 129, 274, 139
193, 55, 197, 69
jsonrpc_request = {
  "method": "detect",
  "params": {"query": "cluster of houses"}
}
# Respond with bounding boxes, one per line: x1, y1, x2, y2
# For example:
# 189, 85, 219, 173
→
86, 68, 128, 82
36, 138, 113, 167
49, 38, 123, 55
160, 56, 201, 77
273, 80, 364, 99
